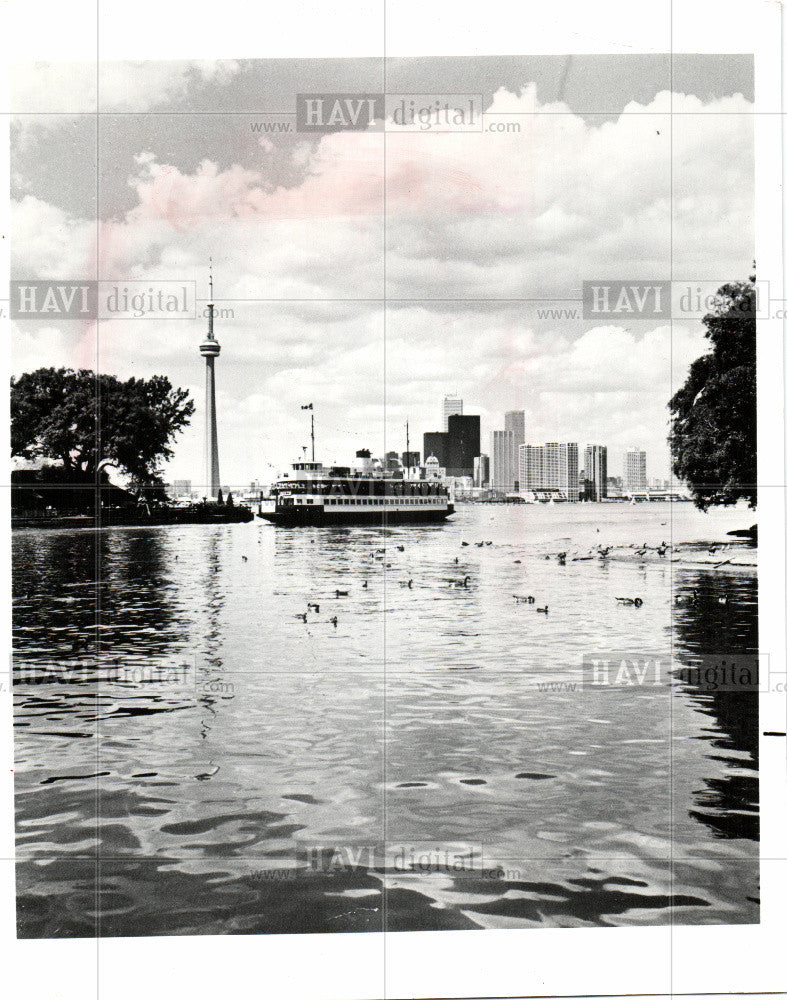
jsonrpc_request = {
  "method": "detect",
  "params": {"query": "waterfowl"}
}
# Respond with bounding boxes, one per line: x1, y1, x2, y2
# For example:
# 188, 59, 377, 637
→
513, 559, 522, 564
399, 579, 413, 588
294, 612, 307, 622
675, 588, 697, 604
718, 596, 728, 604
396, 545, 405, 552
335, 589, 349, 597
461, 541, 469, 547
241, 555, 248, 562
307, 602, 320, 613
485, 541, 493, 546
616, 597, 643, 607
362, 580, 368, 588
475, 541, 484, 547
556, 552, 567, 565
329, 616, 338, 627
536, 605, 549, 614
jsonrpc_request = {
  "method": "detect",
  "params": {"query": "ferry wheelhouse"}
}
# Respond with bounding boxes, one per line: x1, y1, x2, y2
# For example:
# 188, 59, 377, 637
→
258, 450, 454, 526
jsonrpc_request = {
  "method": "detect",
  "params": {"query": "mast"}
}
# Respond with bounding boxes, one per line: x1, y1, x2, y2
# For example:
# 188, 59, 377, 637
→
301, 403, 314, 461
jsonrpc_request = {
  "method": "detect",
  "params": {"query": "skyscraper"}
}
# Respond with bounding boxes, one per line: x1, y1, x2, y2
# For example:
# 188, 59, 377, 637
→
504, 411, 525, 489
446, 414, 480, 478
544, 442, 579, 500
199, 267, 221, 498
423, 431, 449, 469
505, 410, 525, 438
584, 445, 608, 501
626, 448, 647, 491
442, 396, 463, 431
519, 443, 544, 490
490, 430, 515, 490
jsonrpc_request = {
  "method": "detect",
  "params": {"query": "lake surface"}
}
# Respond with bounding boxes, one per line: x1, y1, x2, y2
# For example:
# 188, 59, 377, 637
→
13, 502, 759, 936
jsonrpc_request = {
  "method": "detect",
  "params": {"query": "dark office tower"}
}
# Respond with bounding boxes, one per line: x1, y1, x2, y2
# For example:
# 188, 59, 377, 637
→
423, 431, 449, 469
584, 445, 608, 501
447, 414, 481, 478
402, 451, 420, 468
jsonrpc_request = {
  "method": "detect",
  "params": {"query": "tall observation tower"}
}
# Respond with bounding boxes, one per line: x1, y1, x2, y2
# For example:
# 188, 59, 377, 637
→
199, 263, 221, 498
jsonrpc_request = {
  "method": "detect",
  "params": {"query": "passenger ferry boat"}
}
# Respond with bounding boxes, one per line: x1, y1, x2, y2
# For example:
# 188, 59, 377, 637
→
258, 450, 454, 526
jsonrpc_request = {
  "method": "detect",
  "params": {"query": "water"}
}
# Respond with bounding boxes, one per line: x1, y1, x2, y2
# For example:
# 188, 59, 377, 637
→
13, 502, 758, 935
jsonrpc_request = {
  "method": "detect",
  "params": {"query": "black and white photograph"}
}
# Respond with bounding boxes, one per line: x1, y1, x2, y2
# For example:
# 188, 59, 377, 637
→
2, 2, 786, 998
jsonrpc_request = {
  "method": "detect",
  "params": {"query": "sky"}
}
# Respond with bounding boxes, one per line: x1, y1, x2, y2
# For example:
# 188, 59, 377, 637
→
10, 55, 754, 487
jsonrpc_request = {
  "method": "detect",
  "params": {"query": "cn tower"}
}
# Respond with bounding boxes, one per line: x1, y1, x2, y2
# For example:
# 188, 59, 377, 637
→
199, 263, 221, 498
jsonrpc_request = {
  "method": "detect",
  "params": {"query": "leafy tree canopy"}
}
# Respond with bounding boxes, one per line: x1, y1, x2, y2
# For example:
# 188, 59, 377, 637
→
669, 280, 756, 511
11, 367, 194, 485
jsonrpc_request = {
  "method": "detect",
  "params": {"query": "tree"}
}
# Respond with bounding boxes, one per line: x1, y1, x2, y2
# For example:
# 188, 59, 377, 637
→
11, 367, 194, 485
669, 280, 756, 511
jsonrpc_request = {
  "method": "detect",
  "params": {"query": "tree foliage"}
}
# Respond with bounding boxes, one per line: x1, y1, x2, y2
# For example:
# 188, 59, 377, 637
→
669, 281, 756, 511
11, 367, 194, 485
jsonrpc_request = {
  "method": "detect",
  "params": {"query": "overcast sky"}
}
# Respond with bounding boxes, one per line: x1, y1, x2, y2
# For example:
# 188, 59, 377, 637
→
10, 55, 754, 485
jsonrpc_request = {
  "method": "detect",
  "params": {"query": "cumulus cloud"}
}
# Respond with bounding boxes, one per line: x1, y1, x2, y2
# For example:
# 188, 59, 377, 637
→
11, 82, 753, 483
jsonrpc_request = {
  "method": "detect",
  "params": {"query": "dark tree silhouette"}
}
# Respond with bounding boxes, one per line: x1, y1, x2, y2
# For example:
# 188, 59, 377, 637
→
669, 280, 756, 511
11, 367, 194, 485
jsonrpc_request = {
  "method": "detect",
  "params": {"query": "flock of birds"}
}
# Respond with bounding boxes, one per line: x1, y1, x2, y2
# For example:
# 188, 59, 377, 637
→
218, 524, 738, 630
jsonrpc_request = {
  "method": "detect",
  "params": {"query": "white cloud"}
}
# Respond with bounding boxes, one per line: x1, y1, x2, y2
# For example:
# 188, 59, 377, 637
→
11, 83, 752, 483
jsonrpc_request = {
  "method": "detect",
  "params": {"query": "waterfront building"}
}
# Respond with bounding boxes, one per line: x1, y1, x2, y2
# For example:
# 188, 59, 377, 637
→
490, 430, 515, 490
584, 445, 608, 501
473, 454, 490, 488
423, 455, 445, 480
490, 411, 525, 490
423, 431, 449, 469
446, 414, 480, 478
519, 443, 545, 491
626, 448, 647, 491
544, 442, 579, 500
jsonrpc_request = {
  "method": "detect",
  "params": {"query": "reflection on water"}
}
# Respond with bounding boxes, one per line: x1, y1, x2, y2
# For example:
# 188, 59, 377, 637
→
13, 503, 759, 936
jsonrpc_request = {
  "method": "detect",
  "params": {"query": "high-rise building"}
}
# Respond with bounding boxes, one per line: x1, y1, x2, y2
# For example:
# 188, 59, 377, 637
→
584, 445, 608, 501
402, 451, 420, 468
446, 414, 480, 478
473, 454, 490, 488
442, 396, 463, 431
490, 430, 515, 490
544, 442, 579, 500
519, 444, 544, 490
490, 412, 526, 490
504, 411, 525, 489
518, 442, 578, 499
626, 448, 647, 491
504, 410, 525, 438
423, 431, 449, 469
